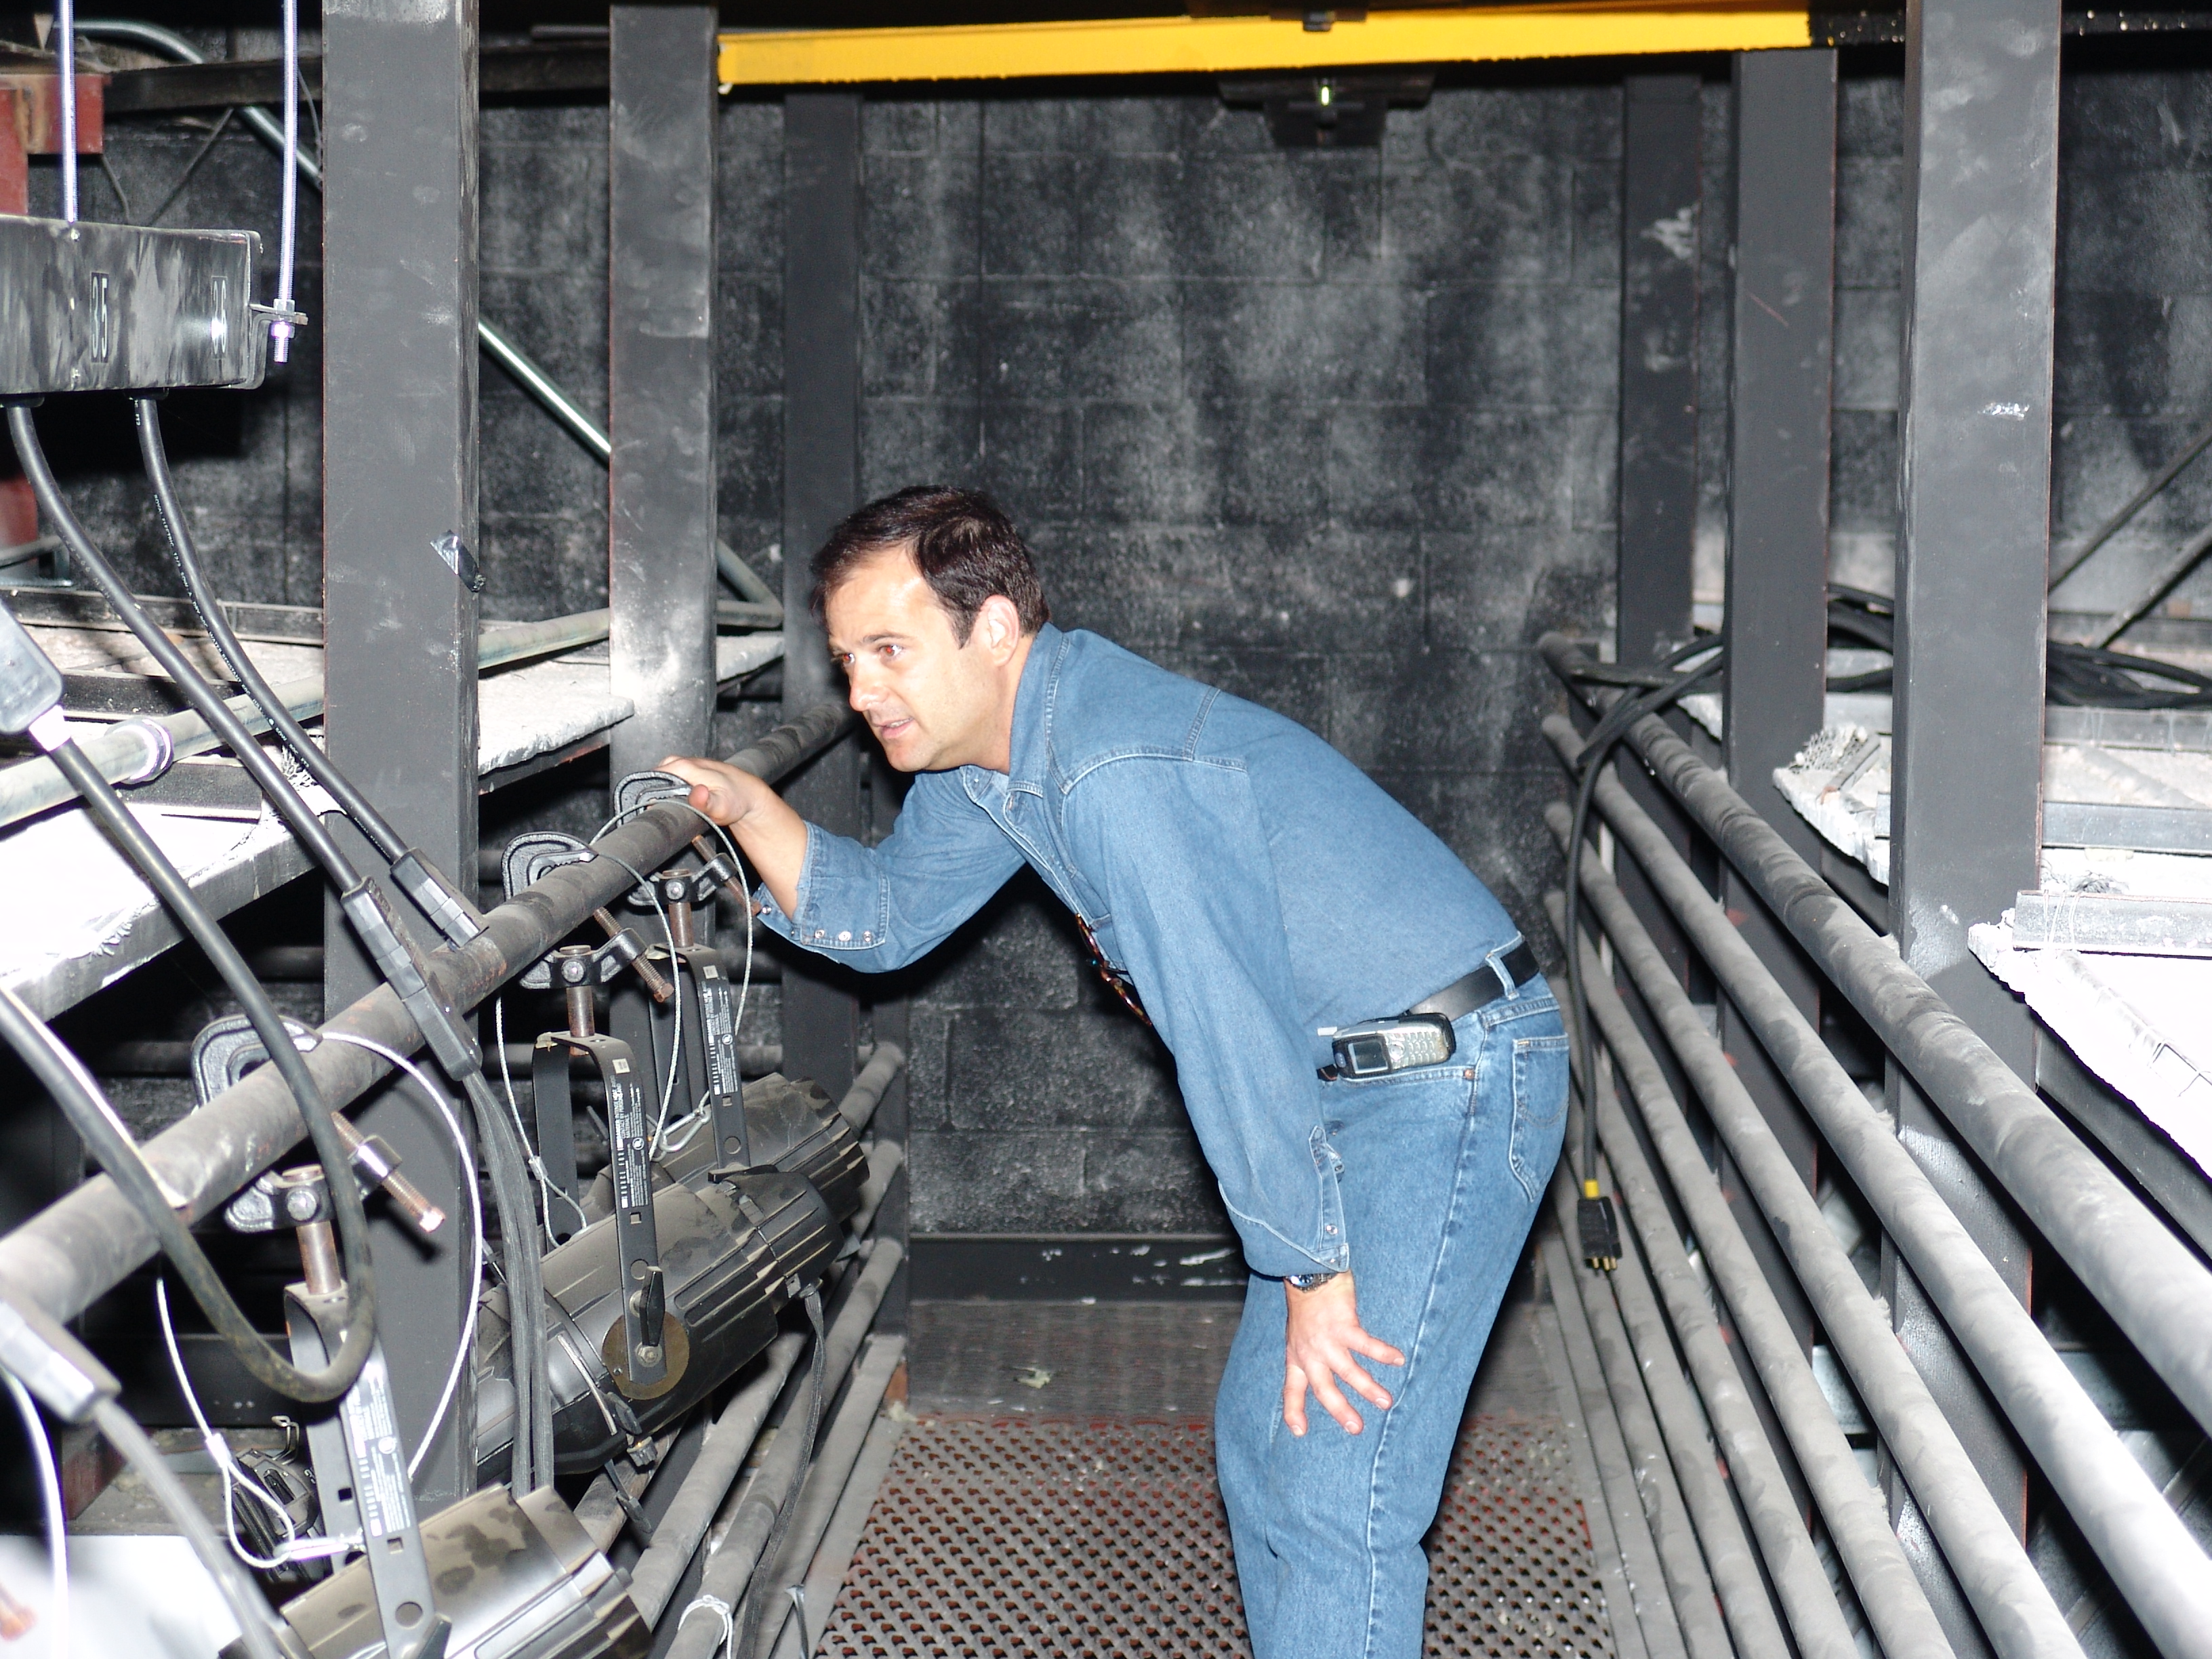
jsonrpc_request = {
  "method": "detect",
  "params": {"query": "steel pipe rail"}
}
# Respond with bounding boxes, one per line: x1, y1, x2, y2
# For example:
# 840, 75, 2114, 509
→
1565, 1106, 1858, 1659
665, 1240, 905, 1659
1544, 837, 2082, 1659
1544, 1170, 1751, 1659
1544, 720, 2212, 1658
1540, 634, 2212, 1448
836, 1042, 905, 1131
0, 698, 858, 1327
1540, 905, 1952, 1659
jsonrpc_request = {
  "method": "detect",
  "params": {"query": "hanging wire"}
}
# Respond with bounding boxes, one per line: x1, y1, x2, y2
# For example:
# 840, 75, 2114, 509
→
269, 0, 302, 361
55, 1, 77, 222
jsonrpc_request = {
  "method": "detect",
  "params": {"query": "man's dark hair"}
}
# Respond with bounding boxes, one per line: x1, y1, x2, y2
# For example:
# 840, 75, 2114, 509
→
809, 486, 1049, 642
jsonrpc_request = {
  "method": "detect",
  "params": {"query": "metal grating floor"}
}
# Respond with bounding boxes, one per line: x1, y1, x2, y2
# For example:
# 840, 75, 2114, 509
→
816, 1410, 1612, 1658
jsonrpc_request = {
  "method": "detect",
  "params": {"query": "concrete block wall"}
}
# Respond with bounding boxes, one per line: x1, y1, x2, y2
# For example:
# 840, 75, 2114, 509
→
29, 51, 2212, 1245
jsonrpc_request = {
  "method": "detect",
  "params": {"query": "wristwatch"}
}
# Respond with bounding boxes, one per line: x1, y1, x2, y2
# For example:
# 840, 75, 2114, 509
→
1284, 1271, 1340, 1292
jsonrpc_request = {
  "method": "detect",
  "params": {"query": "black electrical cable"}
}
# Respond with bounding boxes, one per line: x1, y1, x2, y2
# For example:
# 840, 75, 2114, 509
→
134, 397, 481, 945
1557, 635, 1724, 1269
7, 404, 360, 884
12, 403, 553, 1485
134, 397, 403, 853
0, 975, 373, 1404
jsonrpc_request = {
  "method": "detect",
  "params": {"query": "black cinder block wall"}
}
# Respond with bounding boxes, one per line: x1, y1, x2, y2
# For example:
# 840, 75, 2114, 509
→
33, 44, 2212, 1263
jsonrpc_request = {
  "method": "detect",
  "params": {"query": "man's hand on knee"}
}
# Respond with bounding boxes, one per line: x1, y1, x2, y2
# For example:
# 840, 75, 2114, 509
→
1282, 1273, 1406, 1437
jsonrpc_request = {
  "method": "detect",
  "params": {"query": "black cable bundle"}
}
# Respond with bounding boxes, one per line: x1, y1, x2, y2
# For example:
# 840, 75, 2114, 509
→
5, 401, 557, 1488
1824, 584, 2212, 710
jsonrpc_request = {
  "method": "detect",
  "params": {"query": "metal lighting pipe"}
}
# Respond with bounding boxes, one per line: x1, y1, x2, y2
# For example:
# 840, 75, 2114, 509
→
623, 1331, 808, 1624
0, 699, 857, 1328
1544, 720, 2212, 1659
742, 1334, 907, 1659
663, 1241, 904, 1659
836, 1043, 905, 1131
1538, 917, 1952, 1659
1538, 632, 2212, 1445
0, 608, 612, 834
1552, 993, 1871, 1659
1544, 839, 2082, 1659
1544, 1169, 1756, 1659
849, 1141, 905, 1244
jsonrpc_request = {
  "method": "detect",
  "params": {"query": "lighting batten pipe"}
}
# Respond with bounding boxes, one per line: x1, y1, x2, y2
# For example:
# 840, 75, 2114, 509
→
1538, 632, 2212, 1448
742, 1334, 906, 1659
1544, 723, 2212, 1659
623, 1330, 809, 1625
0, 698, 858, 1328
1539, 914, 1952, 1659
1544, 846, 2081, 1659
1544, 1170, 1749, 1659
835, 1045, 905, 1132
848, 1141, 904, 1245
663, 1242, 904, 1659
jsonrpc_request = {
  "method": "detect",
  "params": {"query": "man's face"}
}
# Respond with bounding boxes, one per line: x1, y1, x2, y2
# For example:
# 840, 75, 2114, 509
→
824, 546, 1021, 773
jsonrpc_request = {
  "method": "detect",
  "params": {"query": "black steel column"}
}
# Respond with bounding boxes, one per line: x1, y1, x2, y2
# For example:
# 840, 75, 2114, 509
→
1721, 45, 1836, 1286
1610, 77, 1706, 1076
781, 92, 863, 1100
1887, 0, 2057, 1626
321, 0, 480, 1503
608, 6, 719, 785
1618, 75, 1702, 670
1717, 48, 1839, 1514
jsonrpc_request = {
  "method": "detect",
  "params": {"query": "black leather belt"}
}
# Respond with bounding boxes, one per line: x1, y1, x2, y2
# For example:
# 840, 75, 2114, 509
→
1404, 941, 1542, 1022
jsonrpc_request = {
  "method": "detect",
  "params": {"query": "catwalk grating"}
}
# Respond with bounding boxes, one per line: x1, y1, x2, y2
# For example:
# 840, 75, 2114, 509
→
816, 1412, 1613, 1658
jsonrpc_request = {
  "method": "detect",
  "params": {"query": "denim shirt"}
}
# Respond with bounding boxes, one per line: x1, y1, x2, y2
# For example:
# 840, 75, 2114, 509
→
756, 624, 1522, 1278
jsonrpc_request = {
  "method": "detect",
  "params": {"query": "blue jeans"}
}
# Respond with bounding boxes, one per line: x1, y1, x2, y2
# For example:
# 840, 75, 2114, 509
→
1215, 984, 1569, 1659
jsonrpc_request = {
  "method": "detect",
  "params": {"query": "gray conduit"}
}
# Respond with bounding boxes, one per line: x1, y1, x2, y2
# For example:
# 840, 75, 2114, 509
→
1538, 633, 2212, 1450
836, 1045, 905, 1132
1544, 1168, 1753, 1659
1544, 718, 2212, 1659
1545, 834, 2081, 1659
1540, 1231, 1693, 1659
622, 1331, 810, 1623
740, 1334, 907, 1659
664, 1241, 905, 1659
1567, 1130, 1826, 1659
1539, 912, 1952, 1659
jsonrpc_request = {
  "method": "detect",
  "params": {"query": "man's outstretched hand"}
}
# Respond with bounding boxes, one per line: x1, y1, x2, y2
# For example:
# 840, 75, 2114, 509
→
658, 756, 810, 919
660, 756, 768, 828
1283, 1273, 1406, 1436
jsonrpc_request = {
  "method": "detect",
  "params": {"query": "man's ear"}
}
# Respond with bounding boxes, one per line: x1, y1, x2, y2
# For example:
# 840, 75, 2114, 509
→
976, 594, 1024, 663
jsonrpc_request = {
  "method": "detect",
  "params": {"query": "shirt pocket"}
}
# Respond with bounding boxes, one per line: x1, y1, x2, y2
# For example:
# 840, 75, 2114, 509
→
1507, 1033, 1570, 1204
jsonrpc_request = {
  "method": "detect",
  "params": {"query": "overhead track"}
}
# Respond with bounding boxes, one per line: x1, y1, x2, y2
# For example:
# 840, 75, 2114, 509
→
714, 2, 1811, 85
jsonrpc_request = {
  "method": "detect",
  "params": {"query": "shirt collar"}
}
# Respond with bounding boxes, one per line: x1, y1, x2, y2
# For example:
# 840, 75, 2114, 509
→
966, 621, 1063, 804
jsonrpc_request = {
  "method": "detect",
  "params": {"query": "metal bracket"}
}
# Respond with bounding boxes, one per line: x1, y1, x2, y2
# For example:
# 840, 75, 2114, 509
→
544, 1030, 675, 1397
285, 1284, 449, 1659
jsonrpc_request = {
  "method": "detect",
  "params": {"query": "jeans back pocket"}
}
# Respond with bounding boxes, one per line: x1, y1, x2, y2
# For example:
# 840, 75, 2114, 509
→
1508, 1033, 1570, 1204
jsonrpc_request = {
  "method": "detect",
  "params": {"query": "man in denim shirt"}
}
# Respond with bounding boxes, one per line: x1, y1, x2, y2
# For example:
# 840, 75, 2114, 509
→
668, 487, 1568, 1659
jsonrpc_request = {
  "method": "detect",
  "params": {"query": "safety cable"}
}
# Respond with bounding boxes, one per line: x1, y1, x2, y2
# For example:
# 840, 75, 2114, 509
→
54, 1, 78, 222
90, 1396, 291, 1659
135, 399, 481, 949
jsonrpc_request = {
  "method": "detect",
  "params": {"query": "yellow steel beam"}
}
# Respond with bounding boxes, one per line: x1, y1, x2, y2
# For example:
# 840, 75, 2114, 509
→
716, 4, 1809, 87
